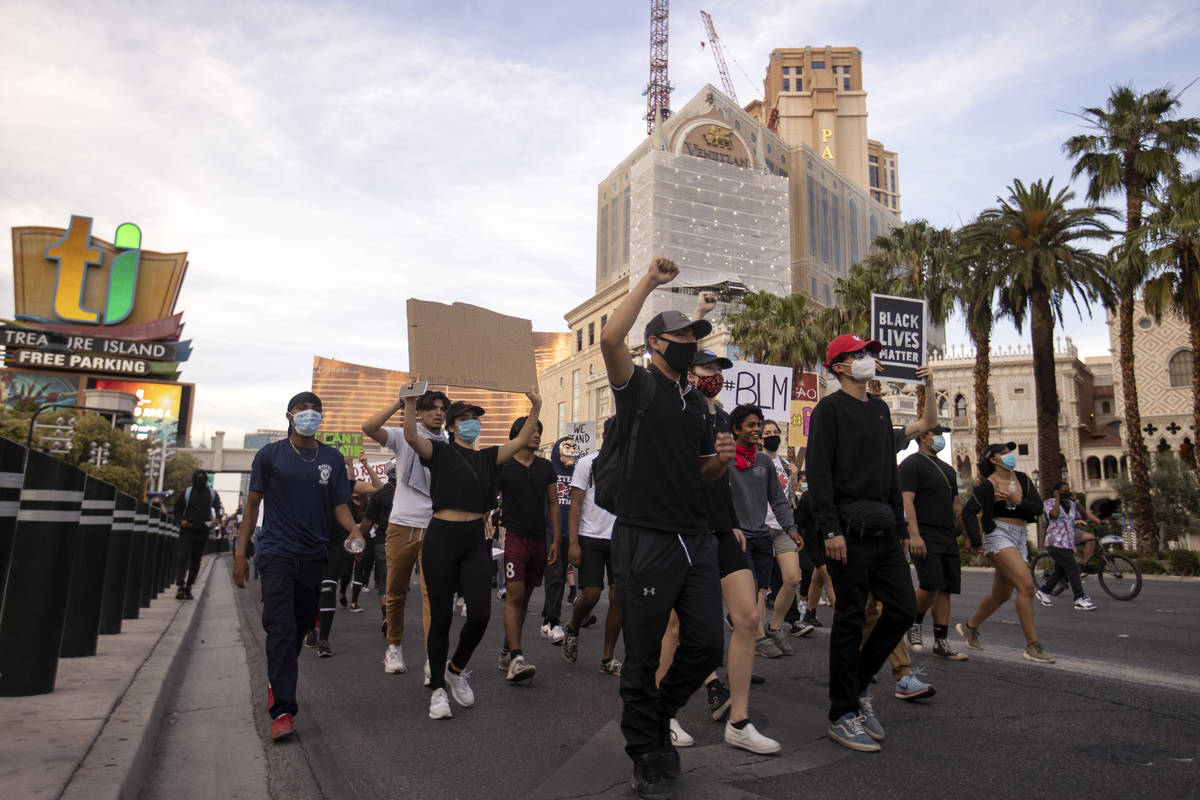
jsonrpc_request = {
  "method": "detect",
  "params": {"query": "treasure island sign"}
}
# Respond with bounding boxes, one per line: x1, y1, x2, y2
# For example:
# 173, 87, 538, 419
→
676, 119, 752, 169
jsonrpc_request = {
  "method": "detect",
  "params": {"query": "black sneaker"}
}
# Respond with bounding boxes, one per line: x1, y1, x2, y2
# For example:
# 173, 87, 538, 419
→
580, 613, 598, 628
175, 588, 186, 600
183, 587, 194, 600
707, 679, 732, 720
317, 640, 333, 657
304, 630, 318, 648
631, 753, 672, 799
339, 594, 347, 608
802, 610, 822, 628
750, 672, 766, 685
656, 742, 681, 780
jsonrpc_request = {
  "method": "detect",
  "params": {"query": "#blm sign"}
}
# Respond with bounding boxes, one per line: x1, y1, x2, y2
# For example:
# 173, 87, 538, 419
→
870, 293, 927, 385
788, 372, 820, 450
567, 421, 597, 455
717, 361, 792, 424
407, 299, 537, 394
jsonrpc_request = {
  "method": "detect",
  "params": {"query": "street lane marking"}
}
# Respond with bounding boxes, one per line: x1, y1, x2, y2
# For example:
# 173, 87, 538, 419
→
961, 643, 1200, 695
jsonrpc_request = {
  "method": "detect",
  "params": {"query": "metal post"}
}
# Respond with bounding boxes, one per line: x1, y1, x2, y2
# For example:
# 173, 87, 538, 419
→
60, 476, 117, 658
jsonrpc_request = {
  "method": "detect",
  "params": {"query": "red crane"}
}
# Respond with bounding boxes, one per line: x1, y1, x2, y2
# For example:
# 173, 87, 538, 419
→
645, 0, 671, 135
699, 10, 737, 104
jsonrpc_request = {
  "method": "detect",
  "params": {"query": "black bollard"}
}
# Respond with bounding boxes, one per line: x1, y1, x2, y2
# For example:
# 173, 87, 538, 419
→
136, 502, 152, 608
0, 449, 85, 695
121, 497, 145, 619
0, 438, 26, 603
99, 494, 135, 633
154, 507, 170, 593
146, 506, 161, 598
60, 477, 117, 658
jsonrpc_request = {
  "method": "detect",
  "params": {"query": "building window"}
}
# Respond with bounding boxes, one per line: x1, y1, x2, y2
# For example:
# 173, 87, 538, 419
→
782, 66, 790, 75
572, 370, 581, 423
938, 396, 948, 417
812, 60, 825, 69
987, 393, 997, 418
782, 78, 790, 92
869, 165, 880, 188
823, 284, 832, 305
557, 402, 566, 438
599, 206, 609, 277
796, 78, 802, 91
601, 313, 608, 331
869, 214, 878, 243
810, 277, 818, 298
576, 329, 583, 352
588, 322, 595, 346
807, 176, 819, 258
1103, 455, 1119, 478
1101, 400, 1111, 415
1168, 349, 1192, 387
1014, 387, 1025, 395
843, 77, 850, 90
1017, 444, 1029, 455
832, 198, 842, 272
622, 187, 631, 264
848, 199, 859, 266
1137, 317, 1153, 330
609, 197, 619, 274
953, 395, 967, 418
869, 155, 879, 163
820, 185, 831, 265
890, 170, 896, 193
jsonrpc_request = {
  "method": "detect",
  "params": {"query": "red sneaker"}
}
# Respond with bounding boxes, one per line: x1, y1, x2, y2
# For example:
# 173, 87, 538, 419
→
266, 684, 275, 711
270, 713, 294, 741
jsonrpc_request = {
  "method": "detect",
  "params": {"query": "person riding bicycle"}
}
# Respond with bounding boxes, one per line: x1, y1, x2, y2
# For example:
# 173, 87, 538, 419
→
1034, 481, 1099, 611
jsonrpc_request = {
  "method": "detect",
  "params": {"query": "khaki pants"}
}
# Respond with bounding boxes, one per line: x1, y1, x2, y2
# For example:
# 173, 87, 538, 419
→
862, 593, 911, 680
385, 523, 431, 651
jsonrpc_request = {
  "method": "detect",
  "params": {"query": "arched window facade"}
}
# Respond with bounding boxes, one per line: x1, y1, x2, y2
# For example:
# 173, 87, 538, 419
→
938, 396, 948, 417
1102, 456, 1118, 479
1086, 457, 1101, 480
987, 393, 997, 418
953, 394, 967, 419
1169, 349, 1192, 388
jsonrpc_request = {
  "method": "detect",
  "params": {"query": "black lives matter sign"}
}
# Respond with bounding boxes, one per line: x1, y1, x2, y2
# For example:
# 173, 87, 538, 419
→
871, 294, 927, 384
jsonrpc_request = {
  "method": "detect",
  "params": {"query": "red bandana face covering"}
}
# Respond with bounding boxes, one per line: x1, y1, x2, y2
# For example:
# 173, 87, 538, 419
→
735, 444, 757, 471
694, 373, 723, 398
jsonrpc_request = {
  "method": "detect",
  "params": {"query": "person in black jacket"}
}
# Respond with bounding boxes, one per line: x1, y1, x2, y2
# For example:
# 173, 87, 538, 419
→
958, 442, 1054, 664
173, 469, 221, 599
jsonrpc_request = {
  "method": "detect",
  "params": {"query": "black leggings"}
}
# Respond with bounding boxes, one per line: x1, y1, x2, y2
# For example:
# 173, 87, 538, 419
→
422, 517, 492, 690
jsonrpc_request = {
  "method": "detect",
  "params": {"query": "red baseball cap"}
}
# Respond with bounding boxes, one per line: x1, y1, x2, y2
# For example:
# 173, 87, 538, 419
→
824, 333, 882, 370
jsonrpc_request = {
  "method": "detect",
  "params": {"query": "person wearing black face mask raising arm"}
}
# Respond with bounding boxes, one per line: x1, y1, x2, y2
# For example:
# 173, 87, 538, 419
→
958, 443, 1053, 664
601, 257, 735, 799
233, 392, 366, 741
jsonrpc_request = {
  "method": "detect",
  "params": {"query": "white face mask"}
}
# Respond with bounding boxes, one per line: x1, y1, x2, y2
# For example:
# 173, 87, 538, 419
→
849, 356, 876, 382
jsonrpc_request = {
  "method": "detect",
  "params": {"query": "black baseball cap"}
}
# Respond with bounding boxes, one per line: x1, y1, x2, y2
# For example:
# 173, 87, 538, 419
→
930, 424, 951, 434
445, 401, 485, 428
644, 310, 712, 343
691, 349, 733, 369
981, 441, 1017, 460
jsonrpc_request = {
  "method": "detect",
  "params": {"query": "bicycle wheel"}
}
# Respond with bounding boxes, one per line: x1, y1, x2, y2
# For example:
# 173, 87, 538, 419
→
1029, 552, 1067, 596
1098, 553, 1142, 601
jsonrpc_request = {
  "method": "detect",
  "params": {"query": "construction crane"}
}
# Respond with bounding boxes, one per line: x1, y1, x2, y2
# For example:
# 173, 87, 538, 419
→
699, 10, 737, 104
644, 0, 671, 135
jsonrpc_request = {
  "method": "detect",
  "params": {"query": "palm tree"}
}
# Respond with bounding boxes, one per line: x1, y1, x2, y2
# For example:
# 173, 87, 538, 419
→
1142, 173, 1200, 492
1065, 84, 1200, 555
727, 290, 827, 380
975, 178, 1116, 498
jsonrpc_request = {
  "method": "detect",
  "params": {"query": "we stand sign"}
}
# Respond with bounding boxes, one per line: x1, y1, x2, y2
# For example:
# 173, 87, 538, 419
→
870, 294, 927, 385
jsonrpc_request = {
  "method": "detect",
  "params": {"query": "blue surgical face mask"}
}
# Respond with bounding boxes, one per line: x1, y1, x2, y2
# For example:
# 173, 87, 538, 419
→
931, 435, 946, 453
291, 409, 322, 437
455, 418, 481, 444
799, 482, 808, 492
1001, 453, 1017, 470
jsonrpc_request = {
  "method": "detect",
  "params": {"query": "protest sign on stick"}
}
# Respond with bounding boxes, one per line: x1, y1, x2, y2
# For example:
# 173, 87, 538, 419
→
870, 293, 927, 385
407, 299, 537, 393
567, 421, 597, 455
717, 361, 793, 424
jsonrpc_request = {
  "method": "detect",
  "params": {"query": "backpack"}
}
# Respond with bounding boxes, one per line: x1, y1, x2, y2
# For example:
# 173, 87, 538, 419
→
184, 486, 217, 524
592, 369, 657, 514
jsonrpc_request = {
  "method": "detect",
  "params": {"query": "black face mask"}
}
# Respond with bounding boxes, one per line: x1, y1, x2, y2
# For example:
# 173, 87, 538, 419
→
657, 339, 698, 375
763, 435, 781, 452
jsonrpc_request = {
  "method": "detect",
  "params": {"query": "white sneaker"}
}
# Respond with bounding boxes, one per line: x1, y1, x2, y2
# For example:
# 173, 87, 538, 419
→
1073, 596, 1097, 611
540, 623, 565, 644
1035, 589, 1053, 607
669, 718, 694, 747
423, 659, 431, 687
444, 666, 475, 707
428, 688, 452, 720
384, 644, 407, 674
506, 653, 537, 683
724, 720, 781, 754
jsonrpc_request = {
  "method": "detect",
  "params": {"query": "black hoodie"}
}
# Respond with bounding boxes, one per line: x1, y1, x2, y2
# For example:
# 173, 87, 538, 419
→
548, 436, 576, 539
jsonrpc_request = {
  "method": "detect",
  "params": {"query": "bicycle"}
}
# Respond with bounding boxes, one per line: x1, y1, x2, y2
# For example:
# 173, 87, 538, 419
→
1029, 533, 1143, 601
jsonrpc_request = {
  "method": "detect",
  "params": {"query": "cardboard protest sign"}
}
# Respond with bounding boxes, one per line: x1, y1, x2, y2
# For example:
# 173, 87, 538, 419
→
717, 361, 792, 424
407, 300, 537, 393
871, 293, 927, 384
567, 421, 597, 455
317, 431, 364, 459
788, 372, 820, 450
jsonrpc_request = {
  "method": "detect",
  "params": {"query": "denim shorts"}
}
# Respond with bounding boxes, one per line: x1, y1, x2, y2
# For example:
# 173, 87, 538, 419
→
984, 520, 1029, 559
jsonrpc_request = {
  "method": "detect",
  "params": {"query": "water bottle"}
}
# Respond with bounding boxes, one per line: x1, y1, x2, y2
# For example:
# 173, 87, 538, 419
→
1006, 479, 1017, 511
343, 537, 365, 555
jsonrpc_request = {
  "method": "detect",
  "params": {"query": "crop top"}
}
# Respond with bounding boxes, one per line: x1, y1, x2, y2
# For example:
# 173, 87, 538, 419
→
960, 470, 1042, 548
422, 440, 500, 514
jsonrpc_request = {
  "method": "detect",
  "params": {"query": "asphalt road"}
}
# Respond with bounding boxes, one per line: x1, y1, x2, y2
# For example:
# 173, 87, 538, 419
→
232, 563, 1200, 800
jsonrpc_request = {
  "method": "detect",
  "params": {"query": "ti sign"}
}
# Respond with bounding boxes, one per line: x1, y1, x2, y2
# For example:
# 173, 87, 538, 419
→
871, 293, 927, 385
45, 216, 143, 326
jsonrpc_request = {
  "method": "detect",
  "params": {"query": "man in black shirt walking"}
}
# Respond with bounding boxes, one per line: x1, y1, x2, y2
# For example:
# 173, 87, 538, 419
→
806, 334, 916, 753
900, 426, 968, 661
601, 257, 734, 799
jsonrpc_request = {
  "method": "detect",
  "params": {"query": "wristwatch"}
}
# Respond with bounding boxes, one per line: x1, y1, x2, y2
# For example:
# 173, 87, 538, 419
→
824, 530, 839, 540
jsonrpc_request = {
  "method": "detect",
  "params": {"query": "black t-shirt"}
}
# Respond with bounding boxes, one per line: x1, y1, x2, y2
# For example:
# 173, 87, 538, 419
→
497, 456, 557, 539
363, 482, 395, 533
898, 452, 959, 552
701, 406, 737, 535
612, 364, 716, 535
422, 440, 500, 514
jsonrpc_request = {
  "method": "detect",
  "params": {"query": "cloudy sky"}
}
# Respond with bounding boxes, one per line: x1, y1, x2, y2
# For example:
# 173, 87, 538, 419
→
2, 0, 1197, 445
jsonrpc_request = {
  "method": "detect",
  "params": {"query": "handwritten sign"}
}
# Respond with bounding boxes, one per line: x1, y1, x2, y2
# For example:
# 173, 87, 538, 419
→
567, 421, 597, 455
317, 431, 363, 459
717, 361, 792, 424
871, 293, 927, 384
788, 372, 820, 450
408, 299, 537, 393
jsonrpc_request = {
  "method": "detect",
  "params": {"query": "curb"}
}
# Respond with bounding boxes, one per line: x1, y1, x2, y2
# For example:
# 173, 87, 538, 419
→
958, 565, 1200, 582
60, 555, 217, 800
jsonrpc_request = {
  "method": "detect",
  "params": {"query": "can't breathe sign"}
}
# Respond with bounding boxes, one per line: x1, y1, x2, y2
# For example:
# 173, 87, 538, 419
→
871, 293, 927, 384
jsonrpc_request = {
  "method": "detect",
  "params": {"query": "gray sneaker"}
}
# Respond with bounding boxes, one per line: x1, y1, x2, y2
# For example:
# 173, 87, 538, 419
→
827, 712, 880, 752
858, 692, 885, 741
932, 638, 968, 661
766, 627, 794, 656
956, 621, 982, 650
907, 623, 924, 652
755, 636, 783, 659
1023, 641, 1055, 664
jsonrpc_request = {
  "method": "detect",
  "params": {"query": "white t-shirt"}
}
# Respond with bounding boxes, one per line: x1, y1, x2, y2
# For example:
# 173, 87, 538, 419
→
764, 453, 791, 531
384, 426, 447, 528
568, 452, 616, 541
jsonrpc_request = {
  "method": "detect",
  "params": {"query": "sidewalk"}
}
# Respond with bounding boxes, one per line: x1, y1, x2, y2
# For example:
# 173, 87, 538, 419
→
0, 555, 214, 800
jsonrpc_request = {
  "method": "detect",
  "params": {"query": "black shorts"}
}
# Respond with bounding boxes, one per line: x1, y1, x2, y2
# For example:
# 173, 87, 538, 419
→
578, 537, 613, 588
717, 532, 749, 578
802, 528, 825, 568
744, 535, 774, 590
914, 551, 962, 594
